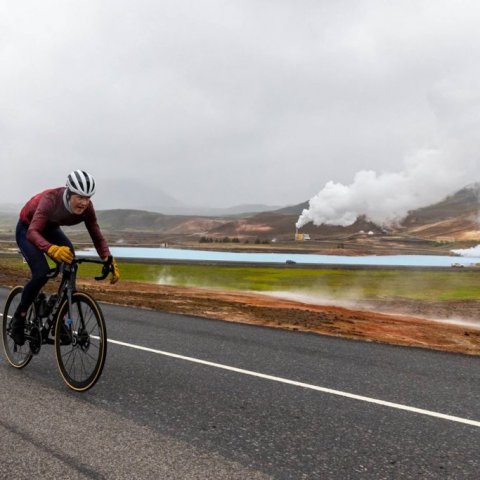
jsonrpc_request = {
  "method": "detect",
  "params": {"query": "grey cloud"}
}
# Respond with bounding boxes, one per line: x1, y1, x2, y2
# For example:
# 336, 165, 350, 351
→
1, 0, 480, 211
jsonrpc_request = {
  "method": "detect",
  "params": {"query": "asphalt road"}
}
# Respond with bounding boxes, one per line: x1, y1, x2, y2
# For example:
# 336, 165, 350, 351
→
1, 286, 479, 479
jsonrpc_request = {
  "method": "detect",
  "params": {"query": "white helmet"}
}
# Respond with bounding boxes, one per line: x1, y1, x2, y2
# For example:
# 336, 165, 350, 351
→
66, 170, 96, 197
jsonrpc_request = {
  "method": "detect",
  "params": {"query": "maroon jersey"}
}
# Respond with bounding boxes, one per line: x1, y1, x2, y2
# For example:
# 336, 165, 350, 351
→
19, 187, 110, 259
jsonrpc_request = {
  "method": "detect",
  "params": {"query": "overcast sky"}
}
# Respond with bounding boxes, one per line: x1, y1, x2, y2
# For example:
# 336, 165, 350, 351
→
1, 0, 480, 214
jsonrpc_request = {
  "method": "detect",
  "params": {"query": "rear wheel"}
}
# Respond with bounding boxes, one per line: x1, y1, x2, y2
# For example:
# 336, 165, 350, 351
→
2, 286, 33, 368
55, 292, 107, 392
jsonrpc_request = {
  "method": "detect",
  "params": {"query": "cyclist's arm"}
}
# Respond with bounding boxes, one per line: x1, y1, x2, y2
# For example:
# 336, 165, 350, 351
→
83, 204, 111, 260
25, 194, 56, 252
84, 207, 119, 283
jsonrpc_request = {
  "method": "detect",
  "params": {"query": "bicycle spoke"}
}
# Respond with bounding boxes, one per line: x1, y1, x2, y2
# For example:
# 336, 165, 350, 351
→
61, 348, 76, 368
55, 292, 107, 391
78, 351, 89, 379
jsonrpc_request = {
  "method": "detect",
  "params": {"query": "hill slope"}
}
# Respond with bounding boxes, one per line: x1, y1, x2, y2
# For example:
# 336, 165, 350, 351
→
1, 185, 478, 243
401, 184, 480, 240
74, 184, 478, 241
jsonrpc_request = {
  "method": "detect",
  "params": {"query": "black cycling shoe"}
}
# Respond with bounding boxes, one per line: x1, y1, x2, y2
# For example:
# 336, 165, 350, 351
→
10, 315, 26, 346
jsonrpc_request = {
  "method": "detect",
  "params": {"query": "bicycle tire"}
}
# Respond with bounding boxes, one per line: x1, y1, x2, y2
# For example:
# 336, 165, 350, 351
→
2, 286, 33, 368
54, 292, 107, 392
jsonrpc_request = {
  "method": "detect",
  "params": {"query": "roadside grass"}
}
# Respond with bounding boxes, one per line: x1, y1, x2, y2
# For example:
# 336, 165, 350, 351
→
79, 261, 480, 301
0, 255, 30, 271
2, 256, 480, 301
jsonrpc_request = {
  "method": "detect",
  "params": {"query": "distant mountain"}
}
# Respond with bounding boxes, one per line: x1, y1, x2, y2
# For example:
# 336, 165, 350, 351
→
95, 177, 284, 216
159, 204, 284, 217
90, 209, 232, 235
0, 203, 21, 214
87, 184, 478, 241
402, 183, 479, 225
0, 203, 19, 230
400, 184, 480, 240
95, 209, 183, 231
95, 178, 184, 211
0, 212, 16, 229
271, 201, 309, 216
1, 185, 478, 242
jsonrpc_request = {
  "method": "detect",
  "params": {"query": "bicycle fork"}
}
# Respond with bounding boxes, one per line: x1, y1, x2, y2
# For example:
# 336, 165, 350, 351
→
63, 288, 75, 344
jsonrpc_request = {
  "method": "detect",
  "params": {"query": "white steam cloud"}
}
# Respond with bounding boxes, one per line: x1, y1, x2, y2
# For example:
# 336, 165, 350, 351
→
451, 245, 480, 257
296, 149, 462, 229
297, 76, 480, 230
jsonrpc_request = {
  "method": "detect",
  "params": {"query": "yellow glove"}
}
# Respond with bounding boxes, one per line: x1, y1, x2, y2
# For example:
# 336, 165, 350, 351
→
47, 245, 74, 264
110, 258, 120, 284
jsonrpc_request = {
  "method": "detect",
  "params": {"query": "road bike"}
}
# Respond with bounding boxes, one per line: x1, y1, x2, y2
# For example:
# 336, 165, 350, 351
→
2, 256, 113, 392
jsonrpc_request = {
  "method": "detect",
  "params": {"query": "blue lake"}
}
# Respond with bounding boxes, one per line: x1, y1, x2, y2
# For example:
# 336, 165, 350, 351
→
79, 246, 480, 268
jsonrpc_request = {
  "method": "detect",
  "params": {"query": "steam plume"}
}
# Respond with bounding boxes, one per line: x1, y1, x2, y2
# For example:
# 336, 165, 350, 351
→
296, 149, 473, 230
297, 73, 480, 230
452, 245, 480, 257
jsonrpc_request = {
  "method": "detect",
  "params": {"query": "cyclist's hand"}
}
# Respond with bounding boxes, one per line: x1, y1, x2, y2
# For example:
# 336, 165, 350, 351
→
110, 257, 120, 284
47, 245, 74, 264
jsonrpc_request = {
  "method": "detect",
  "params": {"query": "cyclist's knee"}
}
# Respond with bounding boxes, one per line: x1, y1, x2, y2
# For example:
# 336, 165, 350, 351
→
31, 265, 51, 284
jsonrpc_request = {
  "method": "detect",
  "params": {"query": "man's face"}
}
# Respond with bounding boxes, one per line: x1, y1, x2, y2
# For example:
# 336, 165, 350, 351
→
70, 194, 91, 214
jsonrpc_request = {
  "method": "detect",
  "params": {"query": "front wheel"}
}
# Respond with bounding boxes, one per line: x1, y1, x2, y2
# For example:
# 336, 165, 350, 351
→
2, 286, 33, 368
55, 292, 107, 392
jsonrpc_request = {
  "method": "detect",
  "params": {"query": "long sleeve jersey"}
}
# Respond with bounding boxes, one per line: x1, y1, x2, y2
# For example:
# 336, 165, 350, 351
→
19, 187, 111, 259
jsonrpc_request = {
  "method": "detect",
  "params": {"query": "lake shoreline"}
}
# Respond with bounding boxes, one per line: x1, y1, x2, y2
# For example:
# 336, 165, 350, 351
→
78, 246, 480, 268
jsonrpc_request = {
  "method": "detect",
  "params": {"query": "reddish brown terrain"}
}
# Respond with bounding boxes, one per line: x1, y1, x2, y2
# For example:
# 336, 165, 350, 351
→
1, 184, 479, 355
1, 261, 479, 356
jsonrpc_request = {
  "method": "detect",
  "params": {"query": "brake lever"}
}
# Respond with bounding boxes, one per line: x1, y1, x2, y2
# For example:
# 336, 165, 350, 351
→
95, 255, 113, 281
46, 264, 61, 279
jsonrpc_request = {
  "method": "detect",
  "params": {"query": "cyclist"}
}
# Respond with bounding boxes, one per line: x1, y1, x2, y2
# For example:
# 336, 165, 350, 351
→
10, 170, 120, 346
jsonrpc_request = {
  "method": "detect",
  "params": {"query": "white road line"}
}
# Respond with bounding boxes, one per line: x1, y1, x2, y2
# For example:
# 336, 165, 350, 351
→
107, 337, 480, 429
1, 304, 478, 429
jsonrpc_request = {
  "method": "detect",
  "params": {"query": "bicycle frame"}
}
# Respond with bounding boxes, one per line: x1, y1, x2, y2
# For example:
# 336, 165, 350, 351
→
3, 255, 112, 391
31, 257, 112, 351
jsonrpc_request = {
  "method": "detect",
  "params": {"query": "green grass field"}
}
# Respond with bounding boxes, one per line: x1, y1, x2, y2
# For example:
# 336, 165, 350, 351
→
82, 261, 480, 301
2, 256, 480, 301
